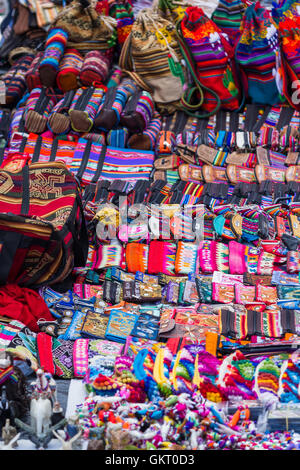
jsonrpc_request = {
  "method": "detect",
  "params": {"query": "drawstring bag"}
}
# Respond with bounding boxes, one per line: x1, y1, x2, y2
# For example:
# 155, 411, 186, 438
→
109, 0, 134, 46
119, 8, 188, 114
272, 0, 300, 24
53, 0, 118, 50
278, 13, 300, 110
178, 6, 241, 113
211, 0, 249, 45
235, 2, 283, 106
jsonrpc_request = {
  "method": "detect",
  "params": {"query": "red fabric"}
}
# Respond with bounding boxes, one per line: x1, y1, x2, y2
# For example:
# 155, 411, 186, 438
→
0, 284, 54, 332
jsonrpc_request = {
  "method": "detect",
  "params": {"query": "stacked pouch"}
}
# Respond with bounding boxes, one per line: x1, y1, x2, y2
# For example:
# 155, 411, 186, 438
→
2, 54, 34, 106
69, 86, 105, 132
39, 28, 69, 88
56, 48, 84, 92
174, 241, 199, 275
79, 50, 111, 86
127, 111, 162, 151
147, 240, 177, 276
125, 243, 149, 274
47, 89, 76, 135
95, 78, 139, 131
24, 87, 58, 134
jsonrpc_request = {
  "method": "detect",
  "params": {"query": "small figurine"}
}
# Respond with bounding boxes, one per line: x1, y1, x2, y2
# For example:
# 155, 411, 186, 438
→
51, 401, 65, 428
2, 419, 18, 447
0, 386, 13, 429
15, 369, 66, 449
52, 429, 82, 450
0, 432, 20, 450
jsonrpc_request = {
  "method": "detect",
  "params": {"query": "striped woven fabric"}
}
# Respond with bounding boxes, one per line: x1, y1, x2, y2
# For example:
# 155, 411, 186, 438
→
25, 52, 44, 92
69, 138, 155, 184
56, 48, 84, 92
180, 6, 240, 112
6, 132, 77, 167
109, 0, 134, 45
2, 55, 34, 106
235, 3, 281, 106
30, 0, 63, 29
148, 240, 177, 276
211, 0, 246, 44
79, 50, 111, 86
39, 28, 69, 87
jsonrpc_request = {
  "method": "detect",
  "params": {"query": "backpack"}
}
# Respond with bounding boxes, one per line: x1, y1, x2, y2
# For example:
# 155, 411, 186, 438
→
0, 159, 88, 289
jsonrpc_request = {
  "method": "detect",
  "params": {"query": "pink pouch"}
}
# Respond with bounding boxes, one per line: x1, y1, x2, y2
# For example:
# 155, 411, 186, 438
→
235, 283, 256, 304
212, 283, 235, 303
257, 250, 275, 275
229, 241, 247, 274
256, 284, 277, 305
199, 240, 218, 274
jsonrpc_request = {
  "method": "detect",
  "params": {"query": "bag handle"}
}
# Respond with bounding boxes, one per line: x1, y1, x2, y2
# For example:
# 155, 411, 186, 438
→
91, 144, 107, 184
76, 139, 93, 181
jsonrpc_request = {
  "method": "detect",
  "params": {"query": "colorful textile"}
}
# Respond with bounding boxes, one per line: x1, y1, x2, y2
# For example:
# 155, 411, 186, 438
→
56, 48, 84, 92
39, 28, 69, 88
235, 2, 282, 105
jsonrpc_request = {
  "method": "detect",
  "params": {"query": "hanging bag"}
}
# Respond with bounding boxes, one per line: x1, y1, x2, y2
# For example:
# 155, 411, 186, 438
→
119, 8, 188, 114
170, 5, 242, 119
235, 2, 283, 106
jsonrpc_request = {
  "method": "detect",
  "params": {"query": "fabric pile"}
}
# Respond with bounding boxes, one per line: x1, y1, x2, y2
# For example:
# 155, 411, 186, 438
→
0, 0, 299, 451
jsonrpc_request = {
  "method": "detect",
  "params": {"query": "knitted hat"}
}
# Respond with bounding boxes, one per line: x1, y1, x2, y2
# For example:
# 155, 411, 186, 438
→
254, 357, 281, 404
48, 90, 75, 135
218, 350, 258, 401
278, 354, 300, 403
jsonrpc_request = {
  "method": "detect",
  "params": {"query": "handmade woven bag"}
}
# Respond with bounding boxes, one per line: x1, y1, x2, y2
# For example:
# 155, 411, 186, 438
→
211, 0, 248, 45
119, 8, 188, 113
235, 2, 282, 105
179, 6, 241, 113
0, 160, 88, 288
